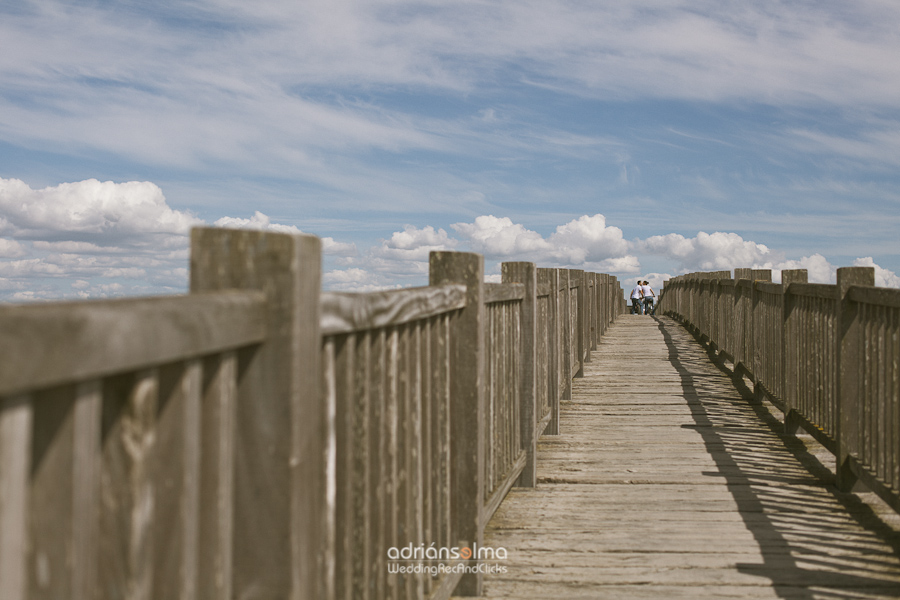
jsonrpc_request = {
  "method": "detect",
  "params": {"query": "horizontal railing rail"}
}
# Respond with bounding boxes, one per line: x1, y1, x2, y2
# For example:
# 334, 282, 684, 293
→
0, 290, 266, 397
659, 266, 900, 514
321, 284, 467, 336
0, 227, 622, 600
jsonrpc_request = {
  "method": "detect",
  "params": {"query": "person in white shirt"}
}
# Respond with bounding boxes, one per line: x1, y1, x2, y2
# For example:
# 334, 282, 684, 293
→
640, 281, 656, 315
630, 281, 644, 314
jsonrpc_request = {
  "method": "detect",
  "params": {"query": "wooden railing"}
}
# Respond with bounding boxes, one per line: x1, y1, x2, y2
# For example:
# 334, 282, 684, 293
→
659, 266, 900, 514
0, 228, 623, 600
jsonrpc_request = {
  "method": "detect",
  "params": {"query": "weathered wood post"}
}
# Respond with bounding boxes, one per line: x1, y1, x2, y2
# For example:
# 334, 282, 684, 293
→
598, 274, 608, 337
733, 268, 752, 375
502, 262, 538, 488
559, 269, 572, 404
835, 266, 875, 492
589, 273, 598, 352
584, 273, 592, 357
543, 268, 561, 436
190, 228, 327, 600
698, 275, 709, 341
0, 395, 30, 600
749, 270, 772, 401
573, 270, 586, 376
711, 271, 731, 352
781, 269, 808, 435
429, 251, 485, 596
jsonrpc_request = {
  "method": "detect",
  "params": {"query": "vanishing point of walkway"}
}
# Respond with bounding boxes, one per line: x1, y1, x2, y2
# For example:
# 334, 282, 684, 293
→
478, 314, 900, 599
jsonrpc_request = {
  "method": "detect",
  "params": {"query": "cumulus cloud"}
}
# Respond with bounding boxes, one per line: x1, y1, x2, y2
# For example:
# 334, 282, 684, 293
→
0, 178, 200, 299
2, 179, 897, 301
769, 254, 836, 285
853, 257, 900, 288
377, 225, 458, 260
324, 214, 639, 292
638, 231, 773, 272
321, 225, 458, 291
0, 239, 26, 258
651, 248, 900, 289
213, 211, 301, 234
451, 216, 552, 258
0, 179, 359, 300
213, 210, 358, 257
0, 178, 201, 242
322, 267, 402, 293
548, 214, 630, 264
449, 214, 638, 270
594, 256, 641, 275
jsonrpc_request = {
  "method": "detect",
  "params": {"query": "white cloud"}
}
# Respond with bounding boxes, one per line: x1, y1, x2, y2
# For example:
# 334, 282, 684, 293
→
377, 225, 458, 260
0, 238, 26, 258
452, 216, 552, 258
9, 2, 897, 183
324, 225, 458, 290
213, 211, 301, 234
213, 210, 358, 256
548, 214, 630, 263
449, 214, 638, 270
769, 253, 836, 285
638, 231, 772, 272
853, 257, 900, 288
0, 178, 197, 292
654, 250, 900, 289
0, 178, 201, 242
386, 224, 455, 250
1, 179, 896, 301
322, 267, 400, 293
326, 214, 639, 292
592, 255, 641, 275
0, 180, 360, 299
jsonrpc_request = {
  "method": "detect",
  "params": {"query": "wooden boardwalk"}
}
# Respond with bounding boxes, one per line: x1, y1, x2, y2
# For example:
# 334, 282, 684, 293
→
473, 314, 900, 599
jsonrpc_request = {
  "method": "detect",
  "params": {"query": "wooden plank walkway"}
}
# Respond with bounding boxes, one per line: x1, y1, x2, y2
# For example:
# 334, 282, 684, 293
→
471, 314, 900, 599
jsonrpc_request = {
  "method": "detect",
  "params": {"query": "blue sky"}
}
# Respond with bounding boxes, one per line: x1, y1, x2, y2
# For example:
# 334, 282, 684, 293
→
1, 0, 898, 300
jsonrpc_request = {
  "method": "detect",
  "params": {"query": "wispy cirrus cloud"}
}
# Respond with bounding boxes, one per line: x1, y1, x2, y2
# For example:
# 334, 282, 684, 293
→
2, 2, 899, 292
4, 1, 900, 174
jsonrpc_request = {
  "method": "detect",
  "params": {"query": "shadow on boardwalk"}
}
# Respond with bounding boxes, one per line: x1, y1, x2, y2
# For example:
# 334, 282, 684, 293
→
658, 316, 900, 599
475, 315, 900, 600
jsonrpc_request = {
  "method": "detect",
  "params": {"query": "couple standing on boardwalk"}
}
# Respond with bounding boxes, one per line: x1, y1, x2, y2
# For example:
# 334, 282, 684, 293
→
630, 280, 656, 315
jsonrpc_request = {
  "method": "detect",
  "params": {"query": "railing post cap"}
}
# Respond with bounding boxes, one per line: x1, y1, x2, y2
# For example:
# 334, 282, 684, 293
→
836, 266, 875, 294
191, 225, 322, 245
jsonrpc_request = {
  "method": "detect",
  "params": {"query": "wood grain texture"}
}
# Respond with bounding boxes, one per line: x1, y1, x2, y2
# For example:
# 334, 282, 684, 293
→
0, 291, 266, 397
321, 285, 466, 335
430, 251, 485, 597
98, 370, 159, 600
190, 227, 325, 600
198, 352, 236, 600
29, 384, 77, 600
470, 315, 900, 599
503, 262, 538, 489
789, 282, 839, 300
71, 381, 101, 600
0, 394, 32, 600
849, 285, 900, 309
483, 283, 525, 305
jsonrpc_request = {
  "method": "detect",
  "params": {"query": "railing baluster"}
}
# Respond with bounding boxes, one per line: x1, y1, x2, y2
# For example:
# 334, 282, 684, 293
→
0, 234, 636, 600
198, 351, 236, 600
0, 393, 33, 600
72, 380, 101, 600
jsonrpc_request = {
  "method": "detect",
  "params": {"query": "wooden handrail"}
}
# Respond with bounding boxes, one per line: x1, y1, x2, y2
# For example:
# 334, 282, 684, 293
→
483, 282, 526, 304
0, 290, 266, 397
320, 283, 466, 335
659, 266, 900, 515
0, 228, 625, 600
